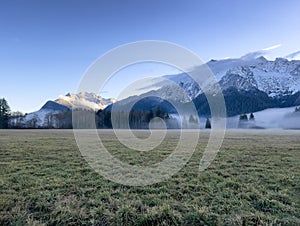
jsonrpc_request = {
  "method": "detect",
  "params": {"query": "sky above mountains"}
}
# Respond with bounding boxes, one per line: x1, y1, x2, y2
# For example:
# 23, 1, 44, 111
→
1, 0, 300, 112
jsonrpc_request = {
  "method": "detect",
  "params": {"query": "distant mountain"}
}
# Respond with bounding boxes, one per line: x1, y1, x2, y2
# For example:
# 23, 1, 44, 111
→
107, 55, 300, 117
41, 100, 70, 111
21, 92, 116, 128
56, 92, 116, 111
16, 52, 300, 128
105, 96, 179, 117
193, 88, 300, 117
167, 56, 300, 99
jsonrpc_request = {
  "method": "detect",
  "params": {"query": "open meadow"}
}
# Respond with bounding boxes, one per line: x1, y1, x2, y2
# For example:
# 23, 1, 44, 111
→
0, 129, 299, 225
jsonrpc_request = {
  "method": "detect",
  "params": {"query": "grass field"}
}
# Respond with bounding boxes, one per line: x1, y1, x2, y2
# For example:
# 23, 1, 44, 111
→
0, 129, 299, 225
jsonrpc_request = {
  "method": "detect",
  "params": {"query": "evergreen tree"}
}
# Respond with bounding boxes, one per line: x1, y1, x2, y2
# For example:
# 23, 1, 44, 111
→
104, 110, 112, 128
239, 114, 248, 121
238, 114, 249, 128
155, 106, 163, 118
189, 114, 197, 124
0, 98, 11, 129
165, 112, 170, 119
146, 109, 154, 122
249, 113, 255, 120
205, 118, 211, 129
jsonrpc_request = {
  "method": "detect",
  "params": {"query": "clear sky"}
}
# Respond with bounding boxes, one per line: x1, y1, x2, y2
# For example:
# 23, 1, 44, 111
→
1, 0, 300, 112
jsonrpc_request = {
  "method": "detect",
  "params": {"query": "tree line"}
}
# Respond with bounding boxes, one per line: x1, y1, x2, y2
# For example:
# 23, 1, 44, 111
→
4, 97, 297, 129
1, 97, 202, 129
0, 98, 184, 129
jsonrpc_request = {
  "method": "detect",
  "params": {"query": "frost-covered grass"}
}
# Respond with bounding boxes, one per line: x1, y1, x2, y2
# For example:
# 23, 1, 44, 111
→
0, 130, 299, 225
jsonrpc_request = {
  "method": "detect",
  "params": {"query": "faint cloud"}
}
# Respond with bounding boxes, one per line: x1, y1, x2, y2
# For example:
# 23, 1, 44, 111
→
241, 44, 282, 60
285, 51, 300, 60
262, 44, 282, 51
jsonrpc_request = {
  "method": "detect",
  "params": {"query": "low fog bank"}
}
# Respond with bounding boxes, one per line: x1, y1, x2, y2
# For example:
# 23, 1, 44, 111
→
226, 106, 300, 129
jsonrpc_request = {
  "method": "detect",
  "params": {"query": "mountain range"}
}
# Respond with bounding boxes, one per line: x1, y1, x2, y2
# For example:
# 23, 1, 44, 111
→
19, 53, 300, 128
112, 55, 300, 116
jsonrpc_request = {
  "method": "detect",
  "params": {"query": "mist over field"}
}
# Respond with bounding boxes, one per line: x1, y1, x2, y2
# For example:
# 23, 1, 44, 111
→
226, 107, 300, 129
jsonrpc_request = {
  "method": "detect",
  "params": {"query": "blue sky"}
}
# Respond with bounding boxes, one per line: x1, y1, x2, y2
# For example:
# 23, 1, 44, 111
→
1, 0, 300, 112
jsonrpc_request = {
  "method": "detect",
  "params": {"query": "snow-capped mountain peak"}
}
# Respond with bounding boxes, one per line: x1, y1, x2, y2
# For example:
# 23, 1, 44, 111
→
56, 92, 116, 111
19, 92, 117, 128
166, 56, 300, 99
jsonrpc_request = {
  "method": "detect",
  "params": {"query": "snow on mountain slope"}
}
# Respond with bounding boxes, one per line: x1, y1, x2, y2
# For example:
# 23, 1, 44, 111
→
23, 109, 59, 127
56, 92, 117, 111
224, 58, 300, 97
206, 57, 267, 80
161, 74, 200, 101
21, 92, 116, 128
164, 56, 300, 99
163, 57, 270, 100
22, 101, 70, 128
219, 68, 258, 92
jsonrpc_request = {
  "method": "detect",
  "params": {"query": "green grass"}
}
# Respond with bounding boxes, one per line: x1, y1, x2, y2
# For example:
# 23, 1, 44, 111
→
0, 129, 299, 225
